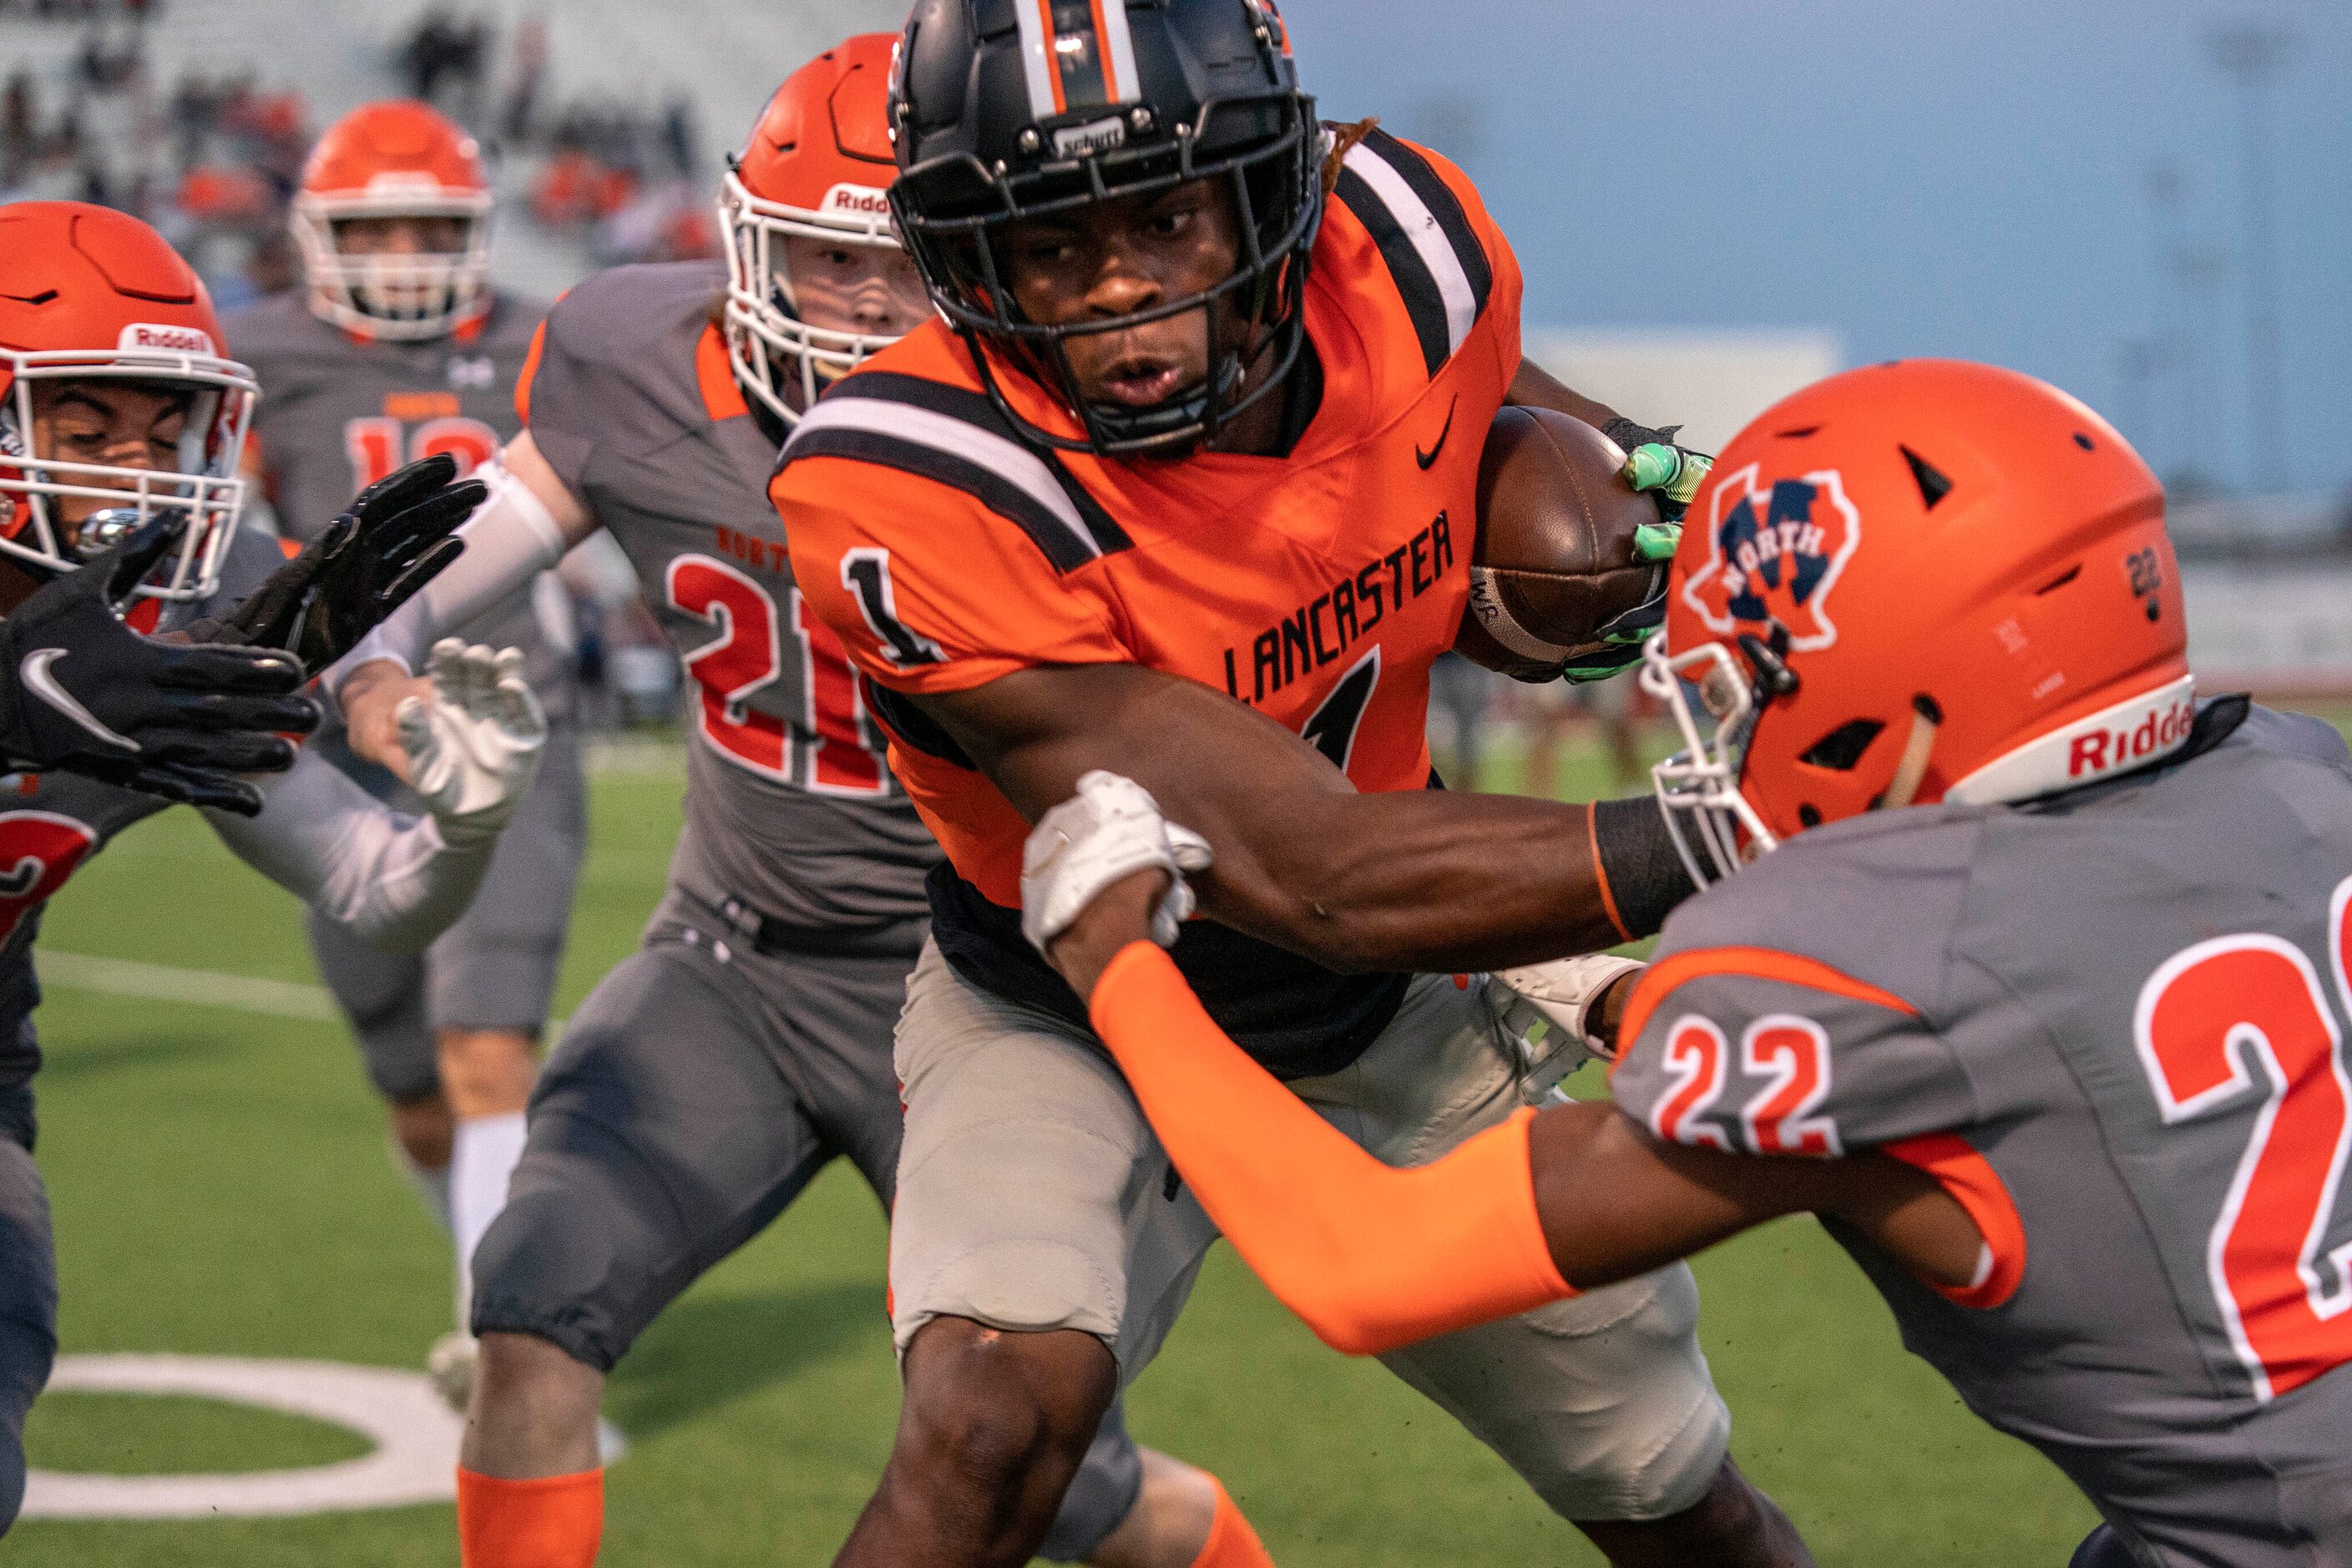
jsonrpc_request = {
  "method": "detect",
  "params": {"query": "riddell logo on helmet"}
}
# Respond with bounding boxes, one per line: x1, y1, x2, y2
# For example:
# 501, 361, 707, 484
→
117, 323, 216, 356
821, 184, 893, 218
1682, 463, 1862, 652
2067, 695, 2196, 779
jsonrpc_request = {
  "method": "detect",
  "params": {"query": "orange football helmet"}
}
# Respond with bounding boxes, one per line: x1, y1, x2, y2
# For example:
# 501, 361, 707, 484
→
1640, 359, 2190, 886
0, 202, 255, 601
292, 100, 494, 341
719, 33, 908, 426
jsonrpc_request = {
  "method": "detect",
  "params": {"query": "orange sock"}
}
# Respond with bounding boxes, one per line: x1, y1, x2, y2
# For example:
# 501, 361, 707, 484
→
458, 1467, 604, 1568
1191, 1477, 1276, 1568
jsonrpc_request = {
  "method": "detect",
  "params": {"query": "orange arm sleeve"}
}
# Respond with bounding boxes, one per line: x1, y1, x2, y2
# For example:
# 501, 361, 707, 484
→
1088, 942, 1574, 1356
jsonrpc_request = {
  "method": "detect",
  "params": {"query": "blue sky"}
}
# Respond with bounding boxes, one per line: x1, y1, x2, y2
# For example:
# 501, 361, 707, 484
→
1283, 0, 2349, 494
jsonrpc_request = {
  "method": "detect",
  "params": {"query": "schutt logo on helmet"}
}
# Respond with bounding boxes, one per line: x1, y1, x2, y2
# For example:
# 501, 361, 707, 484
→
1681, 463, 1864, 652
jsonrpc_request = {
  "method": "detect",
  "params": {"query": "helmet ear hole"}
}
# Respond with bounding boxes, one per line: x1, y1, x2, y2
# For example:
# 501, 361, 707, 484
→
1798, 717, 1885, 771
1797, 804, 1823, 828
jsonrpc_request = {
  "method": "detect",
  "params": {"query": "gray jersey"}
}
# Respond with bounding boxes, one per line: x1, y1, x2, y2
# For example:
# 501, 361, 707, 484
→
224, 291, 571, 715
1611, 702, 2352, 1566
520, 261, 935, 931
0, 530, 286, 1094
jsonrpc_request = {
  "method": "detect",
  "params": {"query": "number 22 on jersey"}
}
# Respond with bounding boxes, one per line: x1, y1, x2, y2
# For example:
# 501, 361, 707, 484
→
665, 555, 890, 797
2136, 874, 2352, 1400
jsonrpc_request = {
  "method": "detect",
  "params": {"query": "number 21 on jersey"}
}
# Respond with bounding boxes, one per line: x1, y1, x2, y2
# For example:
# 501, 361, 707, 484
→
2136, 875, 2352, 1400
665, 555, 890, 797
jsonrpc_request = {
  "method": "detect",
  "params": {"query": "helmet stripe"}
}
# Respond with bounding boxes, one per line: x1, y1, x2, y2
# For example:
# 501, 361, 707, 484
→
1014, 0, 1068, 118
1092, 0, 1139, 105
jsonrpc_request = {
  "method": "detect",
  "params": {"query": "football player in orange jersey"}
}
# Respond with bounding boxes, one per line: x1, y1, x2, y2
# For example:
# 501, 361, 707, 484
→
771, 3, 1806, 1565
330, 38, 1278, 1568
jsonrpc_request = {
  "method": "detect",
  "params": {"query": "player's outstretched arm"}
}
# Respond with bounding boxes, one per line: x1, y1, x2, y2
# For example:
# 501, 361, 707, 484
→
0, 517, 319, 816
331, 431, 594, 781
916, 660, 1690, 972
206, 640, 548, 952
1050, 864, 1988, 1356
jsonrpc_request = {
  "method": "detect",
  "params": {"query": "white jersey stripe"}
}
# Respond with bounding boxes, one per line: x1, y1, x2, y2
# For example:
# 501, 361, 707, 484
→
1095, 0, 1140, 104
790, 397, 1102, 562
1014, 0, 1064, 118
1341, 142, 1479, 358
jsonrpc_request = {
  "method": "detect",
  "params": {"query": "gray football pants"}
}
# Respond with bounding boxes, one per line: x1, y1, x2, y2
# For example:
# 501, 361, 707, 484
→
468, 890, 1143, 1560
0, 1095, 56, 1536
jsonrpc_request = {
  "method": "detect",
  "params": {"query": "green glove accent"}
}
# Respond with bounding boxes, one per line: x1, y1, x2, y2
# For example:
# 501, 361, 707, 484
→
1622, 443, 1713, 508
1633, 522, 1682, 563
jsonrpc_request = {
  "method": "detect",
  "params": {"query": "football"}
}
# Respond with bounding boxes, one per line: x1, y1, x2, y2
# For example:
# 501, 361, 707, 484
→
1453, 405, 1666, 681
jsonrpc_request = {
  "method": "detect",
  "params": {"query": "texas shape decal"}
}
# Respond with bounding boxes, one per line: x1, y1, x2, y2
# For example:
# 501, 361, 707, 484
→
1682, 463, 1862, 652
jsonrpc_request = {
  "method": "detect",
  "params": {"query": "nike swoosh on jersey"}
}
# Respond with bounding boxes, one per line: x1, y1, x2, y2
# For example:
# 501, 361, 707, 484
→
1416, 397, 1458, 471
21, 649, 140, 753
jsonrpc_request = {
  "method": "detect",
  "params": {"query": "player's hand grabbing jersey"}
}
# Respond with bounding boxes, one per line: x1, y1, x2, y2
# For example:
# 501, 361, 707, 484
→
1610, 701, 2352, 1565
777, 130, 1522, 1076
516, 260, 938, 933
225, 291, 570, 715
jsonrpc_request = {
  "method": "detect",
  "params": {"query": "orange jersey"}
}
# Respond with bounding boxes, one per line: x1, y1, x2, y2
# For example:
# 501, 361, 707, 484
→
781, 130, 1519, 890
776, 129, 1521, 1072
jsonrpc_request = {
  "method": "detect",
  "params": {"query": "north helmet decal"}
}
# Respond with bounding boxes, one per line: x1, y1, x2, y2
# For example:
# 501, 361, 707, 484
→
1682, 463, 1862, 652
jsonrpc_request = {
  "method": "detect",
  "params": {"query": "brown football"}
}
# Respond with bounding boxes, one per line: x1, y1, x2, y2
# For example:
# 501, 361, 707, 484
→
1454, 405, 1664, 681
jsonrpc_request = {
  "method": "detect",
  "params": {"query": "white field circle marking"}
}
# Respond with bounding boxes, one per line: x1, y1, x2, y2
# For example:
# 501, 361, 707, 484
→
22, 1353, 462, 1519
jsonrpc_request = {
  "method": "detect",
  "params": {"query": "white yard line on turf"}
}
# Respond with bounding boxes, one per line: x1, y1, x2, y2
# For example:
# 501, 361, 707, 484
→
36, 951, 569, 1034
39, 951, 341, 1021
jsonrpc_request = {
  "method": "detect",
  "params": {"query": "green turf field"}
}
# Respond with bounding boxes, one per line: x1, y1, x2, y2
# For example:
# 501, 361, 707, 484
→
6, 730, 2117, 1566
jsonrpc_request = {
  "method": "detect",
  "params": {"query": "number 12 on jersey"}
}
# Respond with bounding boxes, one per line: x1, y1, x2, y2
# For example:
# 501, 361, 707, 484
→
345, 415, 501, 489
2136, 876, 2352, 1400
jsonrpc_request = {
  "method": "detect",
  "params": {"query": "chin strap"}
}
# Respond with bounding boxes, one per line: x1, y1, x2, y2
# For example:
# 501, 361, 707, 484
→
1879, 695, 1943, 811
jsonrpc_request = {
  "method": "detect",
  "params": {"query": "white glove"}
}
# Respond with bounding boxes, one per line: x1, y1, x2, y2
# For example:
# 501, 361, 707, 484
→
396, 639, 548, 848
1021, 770, 1214, 954
1487, 953, 1647, 1102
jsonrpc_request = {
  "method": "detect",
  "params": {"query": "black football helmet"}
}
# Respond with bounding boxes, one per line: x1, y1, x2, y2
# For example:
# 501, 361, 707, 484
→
889, 0, 1323, 456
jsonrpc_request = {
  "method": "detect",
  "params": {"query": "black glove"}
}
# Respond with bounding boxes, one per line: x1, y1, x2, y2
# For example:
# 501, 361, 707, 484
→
0, 517, 321, 817
190, 453, 481, 675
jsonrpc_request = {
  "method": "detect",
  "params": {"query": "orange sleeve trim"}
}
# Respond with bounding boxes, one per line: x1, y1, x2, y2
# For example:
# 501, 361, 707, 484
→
1585, 802, 1631, 945
513, 319, 549, 425
1619, 945, 1921, 1054
1090, 943, 1573, 1356
695, 323, 750, 423
1882, 1133, 2027, 1310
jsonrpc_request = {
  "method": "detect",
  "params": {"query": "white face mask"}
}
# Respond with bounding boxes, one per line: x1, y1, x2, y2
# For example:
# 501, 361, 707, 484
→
0, 352, 255, 602
292, 194, 495, 341
1640, 635, 1782, 890
717, 168, 914, 427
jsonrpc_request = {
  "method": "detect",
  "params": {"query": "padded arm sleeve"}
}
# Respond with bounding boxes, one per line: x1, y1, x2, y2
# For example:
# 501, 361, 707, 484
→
1088, 942, 1572, 1355
325, 459, 569, 694
203, 744, 495, 954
